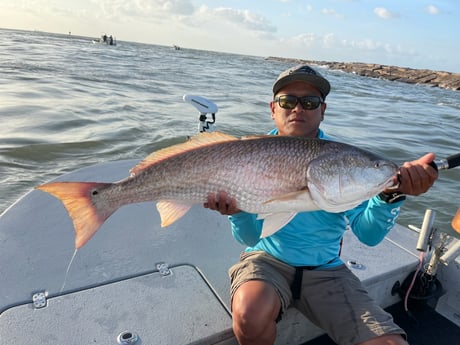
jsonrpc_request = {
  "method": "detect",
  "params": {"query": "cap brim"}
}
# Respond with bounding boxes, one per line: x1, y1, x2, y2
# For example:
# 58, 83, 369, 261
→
273, 75, 330, 98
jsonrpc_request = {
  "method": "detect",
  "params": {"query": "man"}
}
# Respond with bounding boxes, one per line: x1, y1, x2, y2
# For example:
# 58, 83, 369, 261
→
205, 64, 438, 345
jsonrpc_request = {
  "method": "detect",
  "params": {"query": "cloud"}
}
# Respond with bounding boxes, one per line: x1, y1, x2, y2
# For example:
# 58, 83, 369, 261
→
374, 7, 398, 19
344, 38, 380, 51
322, 33, 337, 48
426, 5, 439, 15
321, 8, 344, 19
212, 7, 277, 33
160, 0, 195, 15
291, 32, 318, 47
90, 0, 195, 20
285, 32, 338, 50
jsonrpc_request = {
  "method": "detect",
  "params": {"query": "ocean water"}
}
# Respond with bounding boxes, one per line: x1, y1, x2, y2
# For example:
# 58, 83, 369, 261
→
1, 28, 459, 236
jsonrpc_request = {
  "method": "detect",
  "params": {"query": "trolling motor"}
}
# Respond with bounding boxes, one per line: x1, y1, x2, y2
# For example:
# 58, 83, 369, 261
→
183, 94, 218, 132
397, 209, 460, 308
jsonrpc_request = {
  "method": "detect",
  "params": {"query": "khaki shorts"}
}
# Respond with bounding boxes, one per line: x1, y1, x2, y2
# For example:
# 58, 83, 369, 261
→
229, 251, 406, 345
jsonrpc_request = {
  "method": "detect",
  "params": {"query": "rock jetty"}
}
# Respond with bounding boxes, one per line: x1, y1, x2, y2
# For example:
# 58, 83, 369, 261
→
267, 57, 460, 91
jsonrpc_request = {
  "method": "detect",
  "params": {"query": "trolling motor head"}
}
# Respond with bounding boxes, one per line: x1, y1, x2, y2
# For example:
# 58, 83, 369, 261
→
183, 94, 218, 132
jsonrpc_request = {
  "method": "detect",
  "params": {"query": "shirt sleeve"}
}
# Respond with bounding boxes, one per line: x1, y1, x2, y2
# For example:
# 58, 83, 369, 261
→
345, 196, 405, 246
228, 212, 262, 247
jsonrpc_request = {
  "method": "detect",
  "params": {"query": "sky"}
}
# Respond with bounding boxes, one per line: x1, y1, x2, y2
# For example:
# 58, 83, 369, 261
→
1, 0, 459, 73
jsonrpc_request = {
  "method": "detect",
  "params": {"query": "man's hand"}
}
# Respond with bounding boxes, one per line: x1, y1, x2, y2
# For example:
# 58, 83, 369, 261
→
204, 191, 241, 215
385, 153, 438, 196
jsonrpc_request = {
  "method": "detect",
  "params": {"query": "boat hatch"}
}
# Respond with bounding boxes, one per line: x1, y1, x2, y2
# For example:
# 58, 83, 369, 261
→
0, 265, 236, 345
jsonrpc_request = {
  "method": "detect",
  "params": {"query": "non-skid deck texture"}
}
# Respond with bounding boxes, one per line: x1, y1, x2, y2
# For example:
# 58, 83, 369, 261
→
303, 301, 460, 345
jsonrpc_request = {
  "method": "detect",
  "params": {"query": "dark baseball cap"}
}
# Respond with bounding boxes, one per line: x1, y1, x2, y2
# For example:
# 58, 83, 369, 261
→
272, 64, 331, 98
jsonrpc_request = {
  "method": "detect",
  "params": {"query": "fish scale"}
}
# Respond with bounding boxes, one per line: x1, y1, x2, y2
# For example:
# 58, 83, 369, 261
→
125, 138, 305, 206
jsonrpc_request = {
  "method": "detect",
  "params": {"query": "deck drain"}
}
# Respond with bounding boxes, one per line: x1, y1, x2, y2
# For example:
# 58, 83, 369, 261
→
347, 260, 365, 270
117, 331, 139, 344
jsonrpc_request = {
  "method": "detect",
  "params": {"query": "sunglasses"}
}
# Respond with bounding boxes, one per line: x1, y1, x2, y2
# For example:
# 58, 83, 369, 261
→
274, 95, 323, 110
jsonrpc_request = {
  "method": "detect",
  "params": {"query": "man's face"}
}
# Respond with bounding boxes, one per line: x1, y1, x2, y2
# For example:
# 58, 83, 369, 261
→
270, 81, 326, 138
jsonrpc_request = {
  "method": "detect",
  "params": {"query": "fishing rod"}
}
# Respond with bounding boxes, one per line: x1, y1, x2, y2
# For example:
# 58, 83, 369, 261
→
429, 153, 460, 171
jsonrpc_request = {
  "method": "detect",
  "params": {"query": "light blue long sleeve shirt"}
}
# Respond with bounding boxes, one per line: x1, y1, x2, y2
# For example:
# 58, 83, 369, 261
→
229, 129, 404, 267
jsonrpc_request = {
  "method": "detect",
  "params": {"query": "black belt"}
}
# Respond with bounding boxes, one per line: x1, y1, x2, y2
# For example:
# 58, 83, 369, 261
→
290, 265, 317, 300
290, 260, 334, 300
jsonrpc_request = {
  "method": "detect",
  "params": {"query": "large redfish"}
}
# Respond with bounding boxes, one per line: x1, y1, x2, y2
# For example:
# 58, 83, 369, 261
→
37, 132, 398, 249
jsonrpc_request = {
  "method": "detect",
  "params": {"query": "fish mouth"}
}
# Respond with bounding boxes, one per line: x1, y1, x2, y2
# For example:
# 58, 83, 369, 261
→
380, 175, 399, 190
376, 161, 399, 190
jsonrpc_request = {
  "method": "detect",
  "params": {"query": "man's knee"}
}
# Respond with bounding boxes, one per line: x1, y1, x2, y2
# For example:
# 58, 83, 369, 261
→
231, 282, 281, 340
232, 306, 278, 344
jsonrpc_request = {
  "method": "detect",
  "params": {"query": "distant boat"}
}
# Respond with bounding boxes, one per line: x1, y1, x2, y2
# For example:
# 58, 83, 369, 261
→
93, 34, 116, 46
173, 44, 181, 50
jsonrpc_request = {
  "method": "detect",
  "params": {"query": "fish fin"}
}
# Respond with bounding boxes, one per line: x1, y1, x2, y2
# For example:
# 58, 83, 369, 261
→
156, 200, 193, 227
36, 182, 117, 249
130, 132, 238, 175
241, 134, 272, 140
258, 212, 297, 237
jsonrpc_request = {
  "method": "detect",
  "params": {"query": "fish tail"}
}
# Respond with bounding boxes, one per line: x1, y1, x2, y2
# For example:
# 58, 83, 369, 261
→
36, 181, 116, 249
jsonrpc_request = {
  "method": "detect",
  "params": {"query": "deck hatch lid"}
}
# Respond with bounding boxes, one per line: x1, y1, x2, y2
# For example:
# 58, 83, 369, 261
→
1, 265, 232, 345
